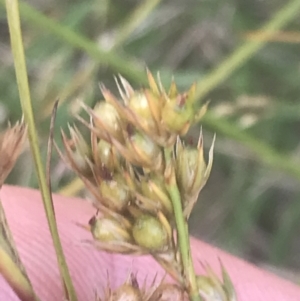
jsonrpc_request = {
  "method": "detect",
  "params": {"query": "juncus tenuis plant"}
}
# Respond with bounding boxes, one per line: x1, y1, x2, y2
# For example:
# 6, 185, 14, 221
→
60, 71, 236, 301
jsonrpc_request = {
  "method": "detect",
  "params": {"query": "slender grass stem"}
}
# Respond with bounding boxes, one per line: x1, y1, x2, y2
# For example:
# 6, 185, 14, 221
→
195, 0, 300, 101
113, 0, 161, 48
5, 1, 78, 300
203, 112, 300, 182
5, 0, 146, 84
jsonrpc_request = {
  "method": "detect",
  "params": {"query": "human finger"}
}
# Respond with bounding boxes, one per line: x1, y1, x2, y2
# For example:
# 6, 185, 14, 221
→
0, 185, 299, 301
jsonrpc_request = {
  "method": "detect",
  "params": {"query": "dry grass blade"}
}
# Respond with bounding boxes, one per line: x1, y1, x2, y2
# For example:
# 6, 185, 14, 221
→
0, 121, 27, 187
47, 101, 79, 299
46, 101, 59, 213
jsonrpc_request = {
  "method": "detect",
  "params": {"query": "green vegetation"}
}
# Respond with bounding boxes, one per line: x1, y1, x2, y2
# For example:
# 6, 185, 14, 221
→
1, 0, 300, 281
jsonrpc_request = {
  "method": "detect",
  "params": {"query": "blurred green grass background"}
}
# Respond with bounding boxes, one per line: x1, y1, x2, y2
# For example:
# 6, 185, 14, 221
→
1, 0, 300, 282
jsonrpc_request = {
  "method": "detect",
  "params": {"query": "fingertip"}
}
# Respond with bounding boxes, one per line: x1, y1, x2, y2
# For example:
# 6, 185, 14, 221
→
190, 237, 300, 300
1, 185, 300, 301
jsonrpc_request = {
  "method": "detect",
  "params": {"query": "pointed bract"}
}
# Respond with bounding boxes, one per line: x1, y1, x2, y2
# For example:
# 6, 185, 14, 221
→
175, 133, 215, 218
99, 174, 133, 212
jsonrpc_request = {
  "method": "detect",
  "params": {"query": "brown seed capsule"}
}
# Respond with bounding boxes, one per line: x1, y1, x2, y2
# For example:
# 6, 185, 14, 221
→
99, 174, 132, 212
132, 214, 168, 252
196, 263, 237, 301
139, 175, 173, 216
148, 283, 184, 301
176, 146, 206, 196
90, 216, 132, 243
196, 275, 227, 301
175, 133, 215, 218
161, 95, 194, 135
128, 91, 157, 131
114, 75, 161, 135
93, 102, 124, 142
112, 283, 142, 301
127, 129, 163, 169
129, 130, 159, 160
97, 139, 122, 172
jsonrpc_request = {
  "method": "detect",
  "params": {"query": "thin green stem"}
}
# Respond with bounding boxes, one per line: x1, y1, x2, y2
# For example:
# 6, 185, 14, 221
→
41, 0, 159, 117
1, 0, 147, 84
1, 0, 298, 94
195, 0, 300, 101
270, 191, 300, 264
164, 149, 201, 301
113, 0, 161, 48
202, 112, 300, 182
5, 1, 78, 300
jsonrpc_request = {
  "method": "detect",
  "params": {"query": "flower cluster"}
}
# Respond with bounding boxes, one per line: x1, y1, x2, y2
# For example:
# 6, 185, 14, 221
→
60, 71, 235, 300
0, 121, 27, 187
96, 266, 236, 301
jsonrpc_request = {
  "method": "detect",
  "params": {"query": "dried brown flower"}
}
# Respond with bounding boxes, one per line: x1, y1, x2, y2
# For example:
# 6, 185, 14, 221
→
0, 121, 27, 186
97, 273, 186, 301
60, 71, 237, 301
